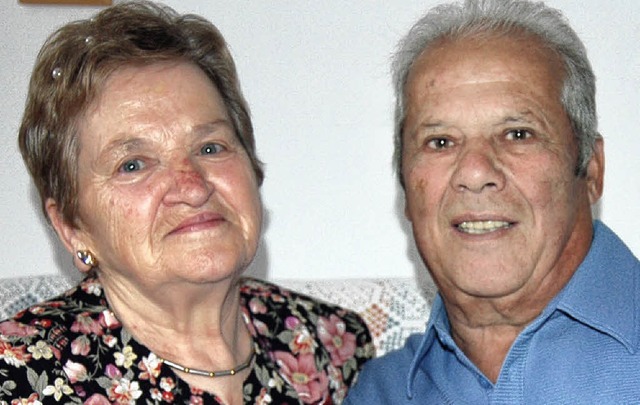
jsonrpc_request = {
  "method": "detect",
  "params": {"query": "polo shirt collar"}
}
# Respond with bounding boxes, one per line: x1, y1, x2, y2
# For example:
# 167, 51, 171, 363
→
555, 220, 640, 353
406, 294, 443, 398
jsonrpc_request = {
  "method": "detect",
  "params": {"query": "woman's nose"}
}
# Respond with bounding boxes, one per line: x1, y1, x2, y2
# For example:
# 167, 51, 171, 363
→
163, 158, 213, 207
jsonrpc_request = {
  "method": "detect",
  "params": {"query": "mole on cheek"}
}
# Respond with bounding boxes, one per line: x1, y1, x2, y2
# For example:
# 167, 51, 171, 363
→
414, 178, 426, 193
151, 83, 167, 93
409, 178, 428, 202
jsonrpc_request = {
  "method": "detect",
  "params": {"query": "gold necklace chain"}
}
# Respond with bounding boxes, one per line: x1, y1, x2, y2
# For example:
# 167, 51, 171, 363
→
159, 349, 255, 378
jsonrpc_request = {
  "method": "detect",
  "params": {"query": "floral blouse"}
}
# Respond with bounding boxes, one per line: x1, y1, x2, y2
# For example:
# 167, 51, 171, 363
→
0, 277, 373, 404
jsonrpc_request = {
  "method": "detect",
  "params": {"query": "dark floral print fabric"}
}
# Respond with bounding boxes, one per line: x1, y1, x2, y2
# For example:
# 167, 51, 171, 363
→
0, 277, 373, 404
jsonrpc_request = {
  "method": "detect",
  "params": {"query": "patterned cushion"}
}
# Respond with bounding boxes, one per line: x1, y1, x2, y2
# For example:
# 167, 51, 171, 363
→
0, 275, 436, 356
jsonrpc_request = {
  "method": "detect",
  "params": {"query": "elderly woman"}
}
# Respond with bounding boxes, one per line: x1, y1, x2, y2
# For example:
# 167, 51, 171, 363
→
0, 1, 373, 403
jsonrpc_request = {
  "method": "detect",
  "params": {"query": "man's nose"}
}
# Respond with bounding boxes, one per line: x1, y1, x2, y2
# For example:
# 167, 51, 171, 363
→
450, 139, 506, 193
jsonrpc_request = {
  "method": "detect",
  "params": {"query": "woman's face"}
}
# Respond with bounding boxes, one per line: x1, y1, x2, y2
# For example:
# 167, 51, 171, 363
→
71, 61, 262, 289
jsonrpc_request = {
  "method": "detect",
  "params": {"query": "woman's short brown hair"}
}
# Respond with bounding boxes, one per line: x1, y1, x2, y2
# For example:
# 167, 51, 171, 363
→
19, 0, 263, 227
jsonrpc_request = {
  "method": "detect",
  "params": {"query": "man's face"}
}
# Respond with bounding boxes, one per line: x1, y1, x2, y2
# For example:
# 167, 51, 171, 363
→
402, 34, 603, 304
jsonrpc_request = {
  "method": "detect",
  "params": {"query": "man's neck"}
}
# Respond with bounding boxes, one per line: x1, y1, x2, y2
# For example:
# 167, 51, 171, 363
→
449, 316, 526, 383
442, 277, 571, 383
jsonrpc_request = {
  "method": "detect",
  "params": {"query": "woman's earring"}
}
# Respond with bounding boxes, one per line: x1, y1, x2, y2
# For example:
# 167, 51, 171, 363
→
76, 250, 98, 268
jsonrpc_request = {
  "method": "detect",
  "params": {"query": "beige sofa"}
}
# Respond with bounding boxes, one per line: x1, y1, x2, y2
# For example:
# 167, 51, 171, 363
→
0, 275, 436, 356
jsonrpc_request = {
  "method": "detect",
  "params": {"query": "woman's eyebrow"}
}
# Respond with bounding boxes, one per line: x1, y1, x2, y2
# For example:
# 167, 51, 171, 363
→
191, 119, 234, 137
100, 136, 150, 157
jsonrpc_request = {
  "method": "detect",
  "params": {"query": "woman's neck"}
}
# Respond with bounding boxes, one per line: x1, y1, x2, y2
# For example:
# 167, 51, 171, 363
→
98, 272, 252, 372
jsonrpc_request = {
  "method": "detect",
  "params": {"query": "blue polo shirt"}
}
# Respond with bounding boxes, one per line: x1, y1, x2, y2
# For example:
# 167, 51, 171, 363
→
345, 221, 640, 404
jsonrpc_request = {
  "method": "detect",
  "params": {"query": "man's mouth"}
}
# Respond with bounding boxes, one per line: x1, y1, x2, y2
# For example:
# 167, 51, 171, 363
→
456, 220, 512, 235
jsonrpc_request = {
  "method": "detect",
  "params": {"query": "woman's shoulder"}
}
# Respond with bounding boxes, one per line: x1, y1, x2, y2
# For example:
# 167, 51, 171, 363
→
0, 277, 117, 401
2, 277, 102, 326
1, 277, 109, 335
239, 277, 375, 403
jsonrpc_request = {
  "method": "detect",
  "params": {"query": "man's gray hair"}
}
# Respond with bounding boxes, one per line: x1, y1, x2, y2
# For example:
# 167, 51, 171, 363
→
392, 0, 598, 187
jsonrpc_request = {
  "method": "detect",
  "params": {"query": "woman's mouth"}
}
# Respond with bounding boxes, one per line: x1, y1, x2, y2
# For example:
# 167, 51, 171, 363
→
170, 212, 225, 235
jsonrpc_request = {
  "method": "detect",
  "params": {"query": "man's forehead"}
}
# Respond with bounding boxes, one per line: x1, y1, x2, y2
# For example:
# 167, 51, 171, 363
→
404, 32, 565, 106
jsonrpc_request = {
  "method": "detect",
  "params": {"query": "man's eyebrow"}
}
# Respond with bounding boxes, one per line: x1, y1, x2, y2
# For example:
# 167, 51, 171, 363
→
499, 110, 538, 125
414, 121, 447, 134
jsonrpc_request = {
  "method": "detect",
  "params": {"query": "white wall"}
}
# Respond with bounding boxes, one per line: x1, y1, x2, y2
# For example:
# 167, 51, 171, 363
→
0, 1, 638, 282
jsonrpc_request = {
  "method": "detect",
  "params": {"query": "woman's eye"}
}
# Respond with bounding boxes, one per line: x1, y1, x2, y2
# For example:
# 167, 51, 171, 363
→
426, 137, 453, 150
200, 143, 225, 155
505, 129, 532, 141
119, 159, 145, 173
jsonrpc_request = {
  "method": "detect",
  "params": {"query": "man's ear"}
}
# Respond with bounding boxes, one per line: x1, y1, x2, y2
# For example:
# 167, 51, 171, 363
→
585, 137, 605, 205
45, 198, 94, 273
404, 194, 416, 223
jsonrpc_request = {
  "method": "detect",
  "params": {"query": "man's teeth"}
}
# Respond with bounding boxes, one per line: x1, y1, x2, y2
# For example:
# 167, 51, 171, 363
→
457, 220, 511, 234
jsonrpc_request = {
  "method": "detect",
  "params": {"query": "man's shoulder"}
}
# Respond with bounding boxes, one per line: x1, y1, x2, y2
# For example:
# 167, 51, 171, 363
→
344, 333, 426, 404
357, 339, 417, 378
590, 221, 639, 267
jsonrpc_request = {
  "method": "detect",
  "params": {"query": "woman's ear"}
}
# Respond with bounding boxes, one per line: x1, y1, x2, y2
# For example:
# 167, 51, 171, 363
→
45, 198, 95, 273
45, 198, 76, 254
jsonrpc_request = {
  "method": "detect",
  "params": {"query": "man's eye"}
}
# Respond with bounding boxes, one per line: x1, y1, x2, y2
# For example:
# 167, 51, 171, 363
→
505, 129, 532, 141
426, 138, 452, 149
120, 159, 145, 173
200, 143, 225, 155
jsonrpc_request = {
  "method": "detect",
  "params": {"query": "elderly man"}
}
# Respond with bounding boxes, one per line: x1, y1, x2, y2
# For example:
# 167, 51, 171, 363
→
345, 0, 640, 403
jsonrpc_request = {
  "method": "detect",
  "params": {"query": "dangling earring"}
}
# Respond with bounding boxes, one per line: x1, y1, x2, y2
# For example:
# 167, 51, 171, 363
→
76, 250, 98, 268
